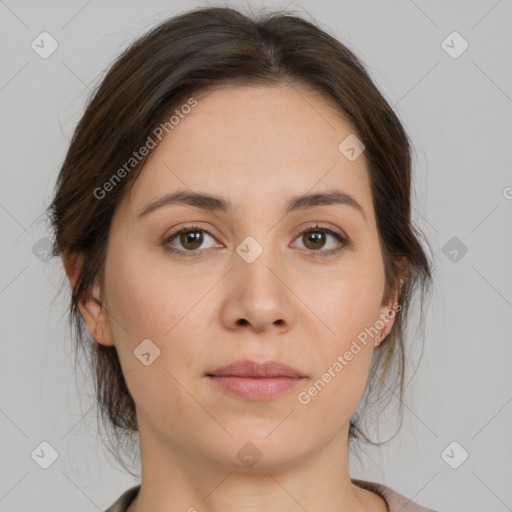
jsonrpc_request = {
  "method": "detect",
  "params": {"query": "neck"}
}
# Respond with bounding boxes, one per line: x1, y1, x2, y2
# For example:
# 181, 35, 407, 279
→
127, 418, 385, 512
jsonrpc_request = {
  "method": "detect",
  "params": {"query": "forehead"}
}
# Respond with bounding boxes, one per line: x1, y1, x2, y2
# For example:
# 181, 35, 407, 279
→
120, 84, 373, 219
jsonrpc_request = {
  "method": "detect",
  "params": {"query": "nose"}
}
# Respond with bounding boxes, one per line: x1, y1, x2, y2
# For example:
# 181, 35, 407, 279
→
219, 245, 296, 335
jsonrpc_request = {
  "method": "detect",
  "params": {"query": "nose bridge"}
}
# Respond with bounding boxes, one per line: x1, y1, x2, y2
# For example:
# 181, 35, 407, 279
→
235, 231, 282, 297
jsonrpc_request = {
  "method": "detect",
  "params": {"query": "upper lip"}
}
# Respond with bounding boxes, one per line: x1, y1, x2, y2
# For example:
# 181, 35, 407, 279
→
207, 359, 305, 378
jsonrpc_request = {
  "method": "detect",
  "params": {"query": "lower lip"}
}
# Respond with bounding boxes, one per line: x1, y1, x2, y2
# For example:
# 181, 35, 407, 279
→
207, 375, 305, 400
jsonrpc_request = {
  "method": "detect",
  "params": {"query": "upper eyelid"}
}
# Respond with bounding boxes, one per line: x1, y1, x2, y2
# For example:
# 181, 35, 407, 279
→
165, 223, 346, 248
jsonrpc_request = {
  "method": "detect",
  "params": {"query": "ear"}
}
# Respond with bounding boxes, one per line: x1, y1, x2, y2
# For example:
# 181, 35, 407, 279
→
377, 256, 407, 343
62, 251, 115, 346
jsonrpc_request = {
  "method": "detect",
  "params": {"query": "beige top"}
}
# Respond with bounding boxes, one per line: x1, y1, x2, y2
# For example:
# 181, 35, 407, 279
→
105, 479, 439, 512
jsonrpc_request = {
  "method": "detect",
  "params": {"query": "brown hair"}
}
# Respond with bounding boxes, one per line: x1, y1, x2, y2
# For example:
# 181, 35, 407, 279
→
47, 5, 434, 471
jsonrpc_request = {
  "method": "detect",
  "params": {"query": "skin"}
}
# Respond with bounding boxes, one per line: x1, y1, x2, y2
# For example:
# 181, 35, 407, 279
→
64, 84, 405, 512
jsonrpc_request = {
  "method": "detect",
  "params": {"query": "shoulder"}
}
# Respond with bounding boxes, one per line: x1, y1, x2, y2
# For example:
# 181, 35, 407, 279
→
351, 478, 440, 512
104, 485, 140, 512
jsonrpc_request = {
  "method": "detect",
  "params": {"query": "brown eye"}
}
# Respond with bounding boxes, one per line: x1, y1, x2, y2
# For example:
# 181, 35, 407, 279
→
164, 225, 219, 255
178, 230, 204, 250
292, 225, 349, 258
163, 223, 349, 258
301, 230, 327, 250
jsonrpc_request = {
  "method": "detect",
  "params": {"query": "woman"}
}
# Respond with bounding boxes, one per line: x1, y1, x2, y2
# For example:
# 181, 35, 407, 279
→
48, 5, 437, 512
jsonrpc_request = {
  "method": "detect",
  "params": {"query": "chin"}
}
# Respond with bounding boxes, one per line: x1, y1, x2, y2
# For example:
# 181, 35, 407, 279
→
201, 432, 313, 474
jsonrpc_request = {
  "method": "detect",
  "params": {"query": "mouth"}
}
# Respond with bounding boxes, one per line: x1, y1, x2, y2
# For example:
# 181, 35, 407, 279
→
206, 359, 305, 378
206, 359, 307, 401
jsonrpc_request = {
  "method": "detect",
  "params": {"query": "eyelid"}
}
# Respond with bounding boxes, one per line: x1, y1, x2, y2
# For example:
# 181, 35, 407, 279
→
290, 223, 351, 257
163, 223, 222, 253
162, 222, 351, 257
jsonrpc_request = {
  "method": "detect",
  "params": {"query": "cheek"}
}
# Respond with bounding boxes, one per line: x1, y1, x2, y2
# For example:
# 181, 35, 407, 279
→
102, 240, 210, 375
103, 240, 195, 341
300, 255, 384, 410
300, 299, 376, 424
102, 249, 203, 429
318, 256, 385, 346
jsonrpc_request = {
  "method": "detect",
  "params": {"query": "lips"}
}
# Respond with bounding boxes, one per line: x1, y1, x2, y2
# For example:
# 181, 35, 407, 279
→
206, 359, 307, 400
206, 359, 305, 378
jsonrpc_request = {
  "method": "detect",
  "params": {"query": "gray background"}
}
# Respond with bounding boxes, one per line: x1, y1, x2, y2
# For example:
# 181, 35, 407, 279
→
1, 0, 511, 510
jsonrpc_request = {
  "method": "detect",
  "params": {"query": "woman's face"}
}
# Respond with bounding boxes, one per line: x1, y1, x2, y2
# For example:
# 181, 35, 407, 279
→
89, 84, 399, 470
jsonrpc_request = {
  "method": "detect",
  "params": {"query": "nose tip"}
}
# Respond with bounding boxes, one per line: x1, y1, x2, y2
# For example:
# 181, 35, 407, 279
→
221, 245, 295, 334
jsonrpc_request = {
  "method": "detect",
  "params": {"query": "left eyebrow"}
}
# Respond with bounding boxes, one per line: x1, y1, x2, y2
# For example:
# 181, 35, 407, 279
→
136, 188, 367, 223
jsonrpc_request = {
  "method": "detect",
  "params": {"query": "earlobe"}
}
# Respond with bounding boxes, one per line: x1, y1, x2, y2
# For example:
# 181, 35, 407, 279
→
61, 251, 115, 346
83, 283, 115, 347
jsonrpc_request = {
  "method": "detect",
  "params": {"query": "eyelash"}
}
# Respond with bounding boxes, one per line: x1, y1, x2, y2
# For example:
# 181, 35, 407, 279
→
162, 223, 350, 259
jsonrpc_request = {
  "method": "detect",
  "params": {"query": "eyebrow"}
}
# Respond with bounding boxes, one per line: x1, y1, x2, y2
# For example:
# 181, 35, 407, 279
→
136, 188, 367, 223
